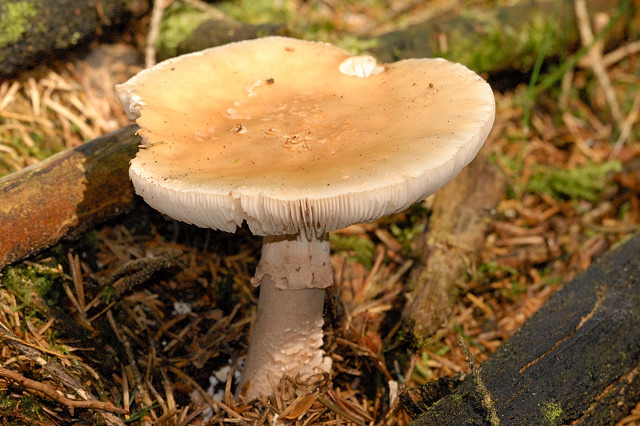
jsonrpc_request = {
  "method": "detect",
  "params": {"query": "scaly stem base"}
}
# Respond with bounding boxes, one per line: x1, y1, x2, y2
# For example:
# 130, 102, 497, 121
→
237, 234, 333, 400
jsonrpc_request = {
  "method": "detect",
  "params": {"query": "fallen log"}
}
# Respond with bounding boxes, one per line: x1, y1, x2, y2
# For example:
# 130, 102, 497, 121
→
158, 17, 285, 62
402, 146, 505, 342
0, 0, 140, 78
370, 0, 637, 74
0, 125, 139, 270
401, 232, 640, 425
165, 0, 635, 77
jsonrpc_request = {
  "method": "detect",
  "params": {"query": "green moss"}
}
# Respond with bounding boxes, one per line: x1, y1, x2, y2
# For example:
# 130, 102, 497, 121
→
98, 285, 116, 305
440, 11, 562, 73
0, 390, 47, 423
333, 35, 379, 55
158, 4, 210, 58
0, 1, 40, 47
330, 233, 375, 269
218, 0, 291, 24
55, 30, 82, 49
1, 264, 63, 313
475, 261, 524, 301
389, 222, 425, 255
527, 160, 622, 202
541, 400, 563, 425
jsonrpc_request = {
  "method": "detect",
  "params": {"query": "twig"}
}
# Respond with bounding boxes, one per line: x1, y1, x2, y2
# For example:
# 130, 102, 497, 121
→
107, 310, 154, 424
459, 336, 500, 426
574, 0, 623, 124
146, 0, 168, 68
102, 249, 183, 297
68, 252, 86, 311
610, 87, 640, 159
601, 40, 640, 68
161, 367, 177, 414
121, 364, 130, 418
0, 366, 128, 416
146, 376, 168, 418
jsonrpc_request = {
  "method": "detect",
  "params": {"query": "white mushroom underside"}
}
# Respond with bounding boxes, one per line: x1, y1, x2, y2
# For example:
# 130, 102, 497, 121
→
130, 154, 463, 236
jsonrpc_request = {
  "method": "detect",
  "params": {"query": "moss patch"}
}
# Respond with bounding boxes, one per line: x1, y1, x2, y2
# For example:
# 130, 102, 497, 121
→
0, 1, 40, 47
0, 391, 47, 424
330, 233, 375, 269
440, 11, 564, 73
541, 400, 563, 425
158, 4, 210, 58
527, 160, 622, 202
1, 264, 63, 313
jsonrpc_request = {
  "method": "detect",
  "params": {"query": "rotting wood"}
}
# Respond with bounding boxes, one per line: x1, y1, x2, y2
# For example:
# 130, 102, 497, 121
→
0, 125, 139, 270
401, 232, 640, 425
402, 145, 506, 343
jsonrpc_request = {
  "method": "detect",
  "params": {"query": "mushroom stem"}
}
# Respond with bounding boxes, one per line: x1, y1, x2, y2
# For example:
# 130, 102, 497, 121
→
238, 234, 333, 400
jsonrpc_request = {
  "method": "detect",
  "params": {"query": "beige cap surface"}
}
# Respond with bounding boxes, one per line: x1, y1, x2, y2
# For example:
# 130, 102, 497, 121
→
116, 36, 495, 236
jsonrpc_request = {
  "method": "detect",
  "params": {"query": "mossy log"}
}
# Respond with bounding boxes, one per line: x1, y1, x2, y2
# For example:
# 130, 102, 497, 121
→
370, 0, 637, 73
3, 0, 634, 80
0, 0, 137, 78
402, 233, 640, 425
166, 0, 635, 77
0, 125, 139, 270
158, 17, 285, 62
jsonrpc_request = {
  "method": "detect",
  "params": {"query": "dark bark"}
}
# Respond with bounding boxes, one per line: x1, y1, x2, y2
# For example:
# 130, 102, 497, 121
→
401, 233, 640, 425
0, 0, 138, 78
0, 125, 139, 270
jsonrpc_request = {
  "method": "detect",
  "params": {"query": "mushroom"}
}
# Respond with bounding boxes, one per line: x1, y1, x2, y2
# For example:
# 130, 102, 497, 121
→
115, 36, 495, 400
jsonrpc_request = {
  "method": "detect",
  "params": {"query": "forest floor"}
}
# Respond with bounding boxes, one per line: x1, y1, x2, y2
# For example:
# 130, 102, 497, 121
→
0, 0, 639, 425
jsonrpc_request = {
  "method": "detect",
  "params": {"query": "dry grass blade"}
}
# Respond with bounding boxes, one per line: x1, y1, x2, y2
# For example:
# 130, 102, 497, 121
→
278, 389, 320, 420
317, 392, 368, 426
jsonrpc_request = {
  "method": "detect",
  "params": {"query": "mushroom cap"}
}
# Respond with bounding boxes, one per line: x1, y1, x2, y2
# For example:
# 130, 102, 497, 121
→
116, 36, 495, 236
